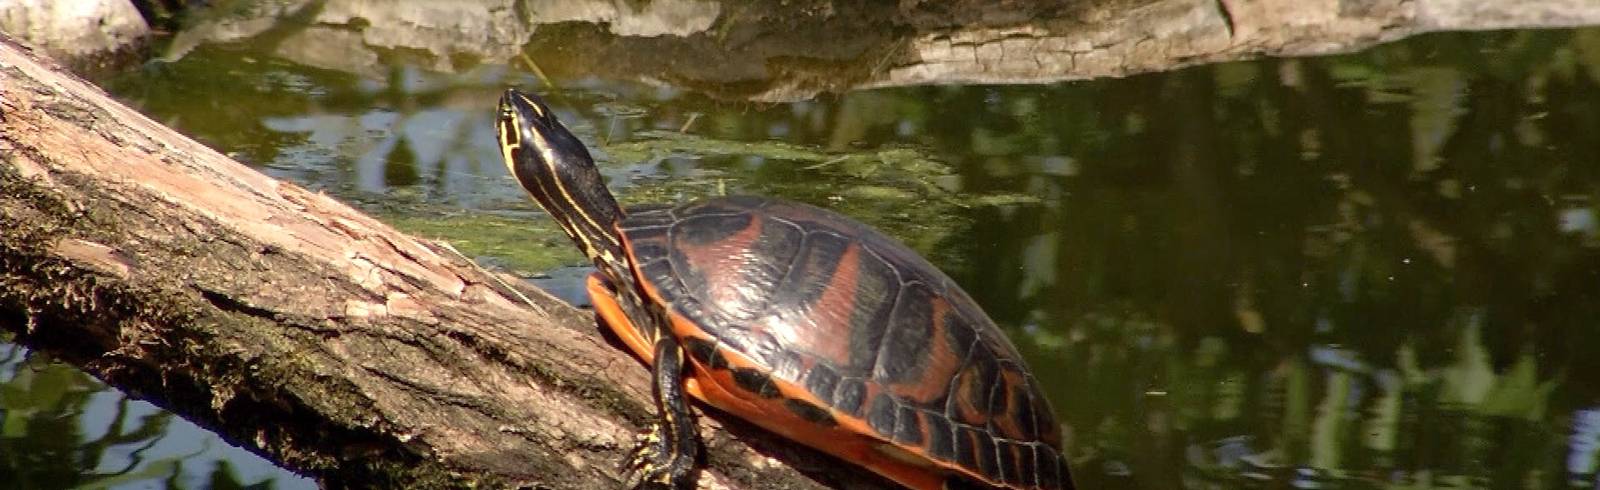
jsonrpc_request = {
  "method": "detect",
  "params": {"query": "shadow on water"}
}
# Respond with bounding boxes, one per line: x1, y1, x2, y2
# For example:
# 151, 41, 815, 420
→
9, 1, 1598, 488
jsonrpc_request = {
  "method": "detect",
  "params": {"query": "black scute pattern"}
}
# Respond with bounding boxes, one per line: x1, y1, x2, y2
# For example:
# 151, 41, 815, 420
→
635, 257, 674, 294
994, 439, 1015, 484
892, 404, 923, 445
667, 211, 802, 325
1017, 443, 1039, 488
622, 224, 670, 259
949, 344, 1000, 423
971, 427, 998, 481
953, 426, 979, 471
673, 212, 750, 247
681, 195, 766, 216
803, 364, 841, 406
767, 231, 848, 316
940, 307, 978, 368
629, 197, 1067, 488
732, 368, 780, 398
842, 246, 898, 370
760, 230, 902, 375
1012, 378, 1040, 441
944, 476, 993, 490
986, 362, 1017, 433
783, 399, 837, 427
867, 392, 897, 437
925, 413, 955, 461
1039, 447, 1065, 489
833, 378, 867, 416
682, 337, 727, 369
620, 206, 676, 228
873, 282, 933, 384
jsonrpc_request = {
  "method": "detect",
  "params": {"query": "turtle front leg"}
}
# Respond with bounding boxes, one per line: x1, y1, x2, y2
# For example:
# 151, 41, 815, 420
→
624, 335, 700, 489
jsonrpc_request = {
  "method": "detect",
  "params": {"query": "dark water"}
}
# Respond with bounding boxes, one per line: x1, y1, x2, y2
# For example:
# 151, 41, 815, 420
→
6, 12, 1600, 489
0, 344, 314, 488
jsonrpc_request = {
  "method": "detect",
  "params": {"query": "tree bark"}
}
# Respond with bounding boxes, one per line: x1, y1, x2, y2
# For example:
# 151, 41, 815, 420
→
512, 0, 1600, 101
0, 35, 892, 490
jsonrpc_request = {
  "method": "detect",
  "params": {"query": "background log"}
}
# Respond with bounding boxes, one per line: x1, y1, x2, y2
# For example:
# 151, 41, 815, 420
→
0, 35, 893, 490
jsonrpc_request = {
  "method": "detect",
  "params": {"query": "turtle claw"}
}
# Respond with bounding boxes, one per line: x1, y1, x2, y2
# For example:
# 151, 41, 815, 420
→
622, 423, 693, 490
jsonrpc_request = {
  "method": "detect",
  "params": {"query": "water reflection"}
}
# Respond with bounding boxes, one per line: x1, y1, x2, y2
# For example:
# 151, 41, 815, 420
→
89, 20, 1600, 490
0, 343, 314, 489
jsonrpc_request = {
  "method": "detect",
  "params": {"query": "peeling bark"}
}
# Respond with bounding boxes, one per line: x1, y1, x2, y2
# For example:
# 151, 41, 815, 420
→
0, 36, 893, 490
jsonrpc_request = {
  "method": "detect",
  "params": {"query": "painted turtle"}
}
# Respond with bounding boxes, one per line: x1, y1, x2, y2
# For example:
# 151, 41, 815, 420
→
494, 89, 1074, 490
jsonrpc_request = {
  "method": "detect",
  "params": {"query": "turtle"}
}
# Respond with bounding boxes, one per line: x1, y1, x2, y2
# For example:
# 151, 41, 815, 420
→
494, 88, 1074, 490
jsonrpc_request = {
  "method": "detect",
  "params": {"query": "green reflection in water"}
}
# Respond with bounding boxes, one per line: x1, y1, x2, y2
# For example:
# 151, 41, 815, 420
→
0, 341, 312, 488
85, 23, 1600, 490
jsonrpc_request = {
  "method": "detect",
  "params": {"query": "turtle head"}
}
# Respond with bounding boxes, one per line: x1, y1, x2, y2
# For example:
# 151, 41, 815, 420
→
496, 89, 628, 275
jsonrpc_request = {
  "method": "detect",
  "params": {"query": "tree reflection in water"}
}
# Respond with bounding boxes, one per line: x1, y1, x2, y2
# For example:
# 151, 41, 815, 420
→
931, 29, 1600, 489
0, 342, 309, 489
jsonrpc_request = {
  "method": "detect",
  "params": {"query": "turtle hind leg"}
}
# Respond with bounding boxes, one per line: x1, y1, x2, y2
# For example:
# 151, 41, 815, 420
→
623, 335, 700, 489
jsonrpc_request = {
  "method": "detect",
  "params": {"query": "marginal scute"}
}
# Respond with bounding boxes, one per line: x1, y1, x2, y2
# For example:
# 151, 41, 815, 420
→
875, 443, 938, 469
731, 368, 779, 398
625, 239, 669, 262
783, 398, 837, 427
1016, 443, 1039, 488
833, 378, 867, 416
892, 404, 923, 445
867, 392, 898, 437
621, 205, 676, 226
683, 336, 727, 369
636, 258, 675, 291
971, 427, 998, 482
803, 364, 841, 406
994, 439, 1016, 484
953, 425, 979, 471
1029, 374, 1064, 446
1036, 445, 1060, 489
925, 414, 955, 462
943, 476, 991, 490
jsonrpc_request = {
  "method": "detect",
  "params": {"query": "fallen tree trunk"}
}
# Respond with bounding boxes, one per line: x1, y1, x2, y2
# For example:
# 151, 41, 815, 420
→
509, 0, 1600, 101
0, 35, 893, 490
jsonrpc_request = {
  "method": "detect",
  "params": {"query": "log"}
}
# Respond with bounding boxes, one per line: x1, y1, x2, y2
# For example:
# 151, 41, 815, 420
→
0, 35, 893, 489
513, 0, 1600, 101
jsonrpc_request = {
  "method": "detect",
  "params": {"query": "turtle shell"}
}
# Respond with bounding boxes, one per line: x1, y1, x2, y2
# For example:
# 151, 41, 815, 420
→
607, 195, 1071, 489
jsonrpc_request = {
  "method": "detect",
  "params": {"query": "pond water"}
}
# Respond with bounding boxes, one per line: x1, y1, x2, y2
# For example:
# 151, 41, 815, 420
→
5, 8, 1600, 489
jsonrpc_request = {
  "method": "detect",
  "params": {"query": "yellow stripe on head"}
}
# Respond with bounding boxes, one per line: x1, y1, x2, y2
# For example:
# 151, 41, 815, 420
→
495, 89, 630, 279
